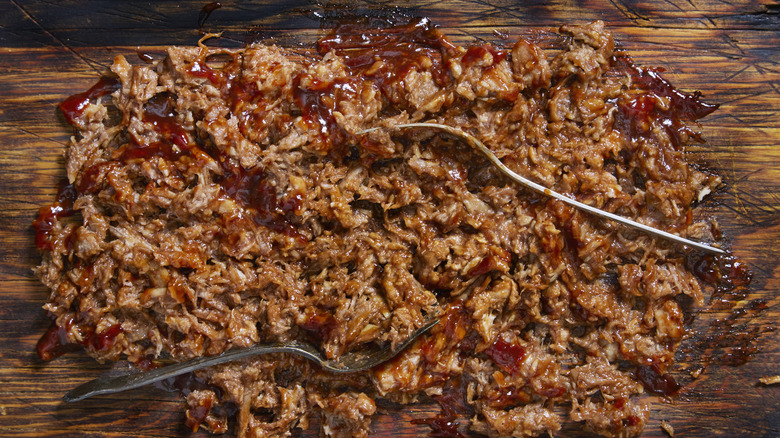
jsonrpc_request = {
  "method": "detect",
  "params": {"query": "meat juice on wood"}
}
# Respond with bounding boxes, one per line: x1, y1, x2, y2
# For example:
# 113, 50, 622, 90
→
34, 17, 759, 438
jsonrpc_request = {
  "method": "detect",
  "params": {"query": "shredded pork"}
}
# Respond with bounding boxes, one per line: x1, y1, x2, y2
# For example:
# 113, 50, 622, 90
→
35, 19, 722, 438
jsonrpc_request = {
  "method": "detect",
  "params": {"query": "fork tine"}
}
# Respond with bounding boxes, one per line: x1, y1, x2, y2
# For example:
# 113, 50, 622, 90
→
323, 318, 439, 373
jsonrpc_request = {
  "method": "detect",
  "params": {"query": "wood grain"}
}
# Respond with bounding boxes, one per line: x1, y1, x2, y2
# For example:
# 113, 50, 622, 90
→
1, 1, 778, 437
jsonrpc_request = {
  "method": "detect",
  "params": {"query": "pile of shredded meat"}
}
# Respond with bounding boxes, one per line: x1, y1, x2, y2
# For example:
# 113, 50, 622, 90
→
35, 18, 725, 437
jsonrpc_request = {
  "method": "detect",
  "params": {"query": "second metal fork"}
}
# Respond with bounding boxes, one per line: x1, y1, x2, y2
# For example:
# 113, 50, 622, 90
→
64, 318, 438, 402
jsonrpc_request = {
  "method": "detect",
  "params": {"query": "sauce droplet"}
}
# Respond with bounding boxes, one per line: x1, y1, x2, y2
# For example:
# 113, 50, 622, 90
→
198, 1, 222, 28
137, 50, 154, 64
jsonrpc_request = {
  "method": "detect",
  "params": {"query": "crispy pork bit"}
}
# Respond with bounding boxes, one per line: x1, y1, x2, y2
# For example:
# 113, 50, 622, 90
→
36, 18, 721, 438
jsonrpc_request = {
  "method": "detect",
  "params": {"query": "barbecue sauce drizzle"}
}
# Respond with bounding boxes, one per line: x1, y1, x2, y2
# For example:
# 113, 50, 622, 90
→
318, 17, 458, 92
613, 55, 719, 148
45, 18, 459, 249
58, 76, 120, 125
32, 182, 77, 251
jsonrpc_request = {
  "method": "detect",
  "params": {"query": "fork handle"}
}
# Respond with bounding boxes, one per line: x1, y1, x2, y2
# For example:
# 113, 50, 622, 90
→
63, 343, 317, 402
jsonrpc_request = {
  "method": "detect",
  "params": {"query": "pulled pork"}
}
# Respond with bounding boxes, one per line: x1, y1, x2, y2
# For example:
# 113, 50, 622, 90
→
35, 18, 722, 438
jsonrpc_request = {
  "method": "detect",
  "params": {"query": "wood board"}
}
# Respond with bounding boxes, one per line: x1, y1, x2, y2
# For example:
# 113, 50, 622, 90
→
0, 1, 778, 437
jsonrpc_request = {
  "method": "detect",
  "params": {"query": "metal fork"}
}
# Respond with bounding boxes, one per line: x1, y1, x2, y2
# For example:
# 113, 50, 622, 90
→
64, 318, 438, 402
358, 122, 725, 255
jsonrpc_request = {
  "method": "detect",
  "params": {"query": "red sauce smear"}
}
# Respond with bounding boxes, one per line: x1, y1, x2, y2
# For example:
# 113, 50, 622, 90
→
32, 182, 77, 250
36, 318, 78, 361
75, 161, 118, 195
461, 44, 506, 67
299, 308, 339, 345
187, 60, 223, 85
413, 378, 472, 438
133, 355, 159, 371
318, 17, 458, 99
624, 415, 641, 427
636, 363, 680, 396
420, 301, 471, 362
683, 254, 764, 366
292, 75, 361, 156
85, 324, 123, 352
467, 247, 511, 277
37, 317, 123, 361
484, 335, 527, 376
217, 159, 302, 237
122, 92, 192, 161
613, 55, 718, 148
59, 76, 120, 125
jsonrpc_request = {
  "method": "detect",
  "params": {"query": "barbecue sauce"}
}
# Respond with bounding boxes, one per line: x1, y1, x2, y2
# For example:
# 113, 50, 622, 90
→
299, 308, 339, 346
32, 182, 77, 250
636, 363, 681, 396
120, 92, 193, 161
684, 254, 762, 367
187, 60, 223, 85
467, 247, 511, 277
37, 317, 123, 361
318, 17, 458, 94
613, 55, 718, 148
692, 254, 752, 295
293, 75, 360, 156
413, 378, 472, 438
484, 336, 527, 376
198, 1, 222, 28
461, 44, 507, 67
59, 76, 120, 125
85, 324, 123, 352
36, 318, 78, 361
216, 159, 303, 237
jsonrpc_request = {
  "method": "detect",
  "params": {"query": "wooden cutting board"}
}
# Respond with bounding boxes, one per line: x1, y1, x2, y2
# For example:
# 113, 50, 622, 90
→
1, 1, 778, 437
